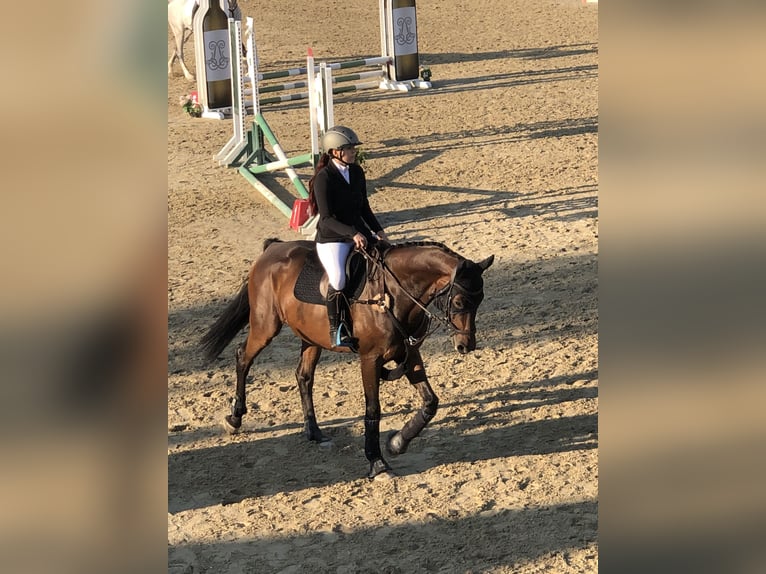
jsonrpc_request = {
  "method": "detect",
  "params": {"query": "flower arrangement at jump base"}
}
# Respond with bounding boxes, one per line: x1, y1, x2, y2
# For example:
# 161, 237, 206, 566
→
179, 92, 202, 117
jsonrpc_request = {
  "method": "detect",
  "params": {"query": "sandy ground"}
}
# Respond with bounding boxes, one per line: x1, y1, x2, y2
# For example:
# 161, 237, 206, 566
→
168, 0, 598, 571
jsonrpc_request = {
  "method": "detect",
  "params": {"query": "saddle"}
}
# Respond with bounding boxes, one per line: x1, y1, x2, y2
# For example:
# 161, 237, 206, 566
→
293, 247, 369, 305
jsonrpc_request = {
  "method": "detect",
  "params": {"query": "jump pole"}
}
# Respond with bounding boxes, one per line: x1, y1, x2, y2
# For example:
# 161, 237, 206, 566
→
249, 114, 310, 199
253, 57, 400, 106
212, 18, 313, 217
201, 0, 430, 121
243, 0, 431, 110
215, 2, 433, 222
226, 49, 335, 221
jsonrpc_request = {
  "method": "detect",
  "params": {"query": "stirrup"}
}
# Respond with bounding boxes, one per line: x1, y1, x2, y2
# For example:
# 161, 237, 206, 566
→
333, 324, 358, 352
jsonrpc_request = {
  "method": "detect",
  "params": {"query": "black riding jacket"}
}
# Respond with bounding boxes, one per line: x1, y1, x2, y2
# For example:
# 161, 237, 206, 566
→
313, 160, 383, 243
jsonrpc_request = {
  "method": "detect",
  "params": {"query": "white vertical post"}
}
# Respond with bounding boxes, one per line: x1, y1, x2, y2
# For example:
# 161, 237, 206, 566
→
215, 19, 247, 165
245, 17, 257, 116
319, 63, 335, 133
379, 0, 389, 68
193, 0, 211, 110
307, 48, 319, 161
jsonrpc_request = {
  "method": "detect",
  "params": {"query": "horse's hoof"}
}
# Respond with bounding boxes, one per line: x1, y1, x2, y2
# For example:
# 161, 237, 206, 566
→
373, 470, 396, 481
386, 430, 408, 456
222, 415, 241, 435
367, 458, 393, 480
305, 424, 332, 446
310, 433, 333, 448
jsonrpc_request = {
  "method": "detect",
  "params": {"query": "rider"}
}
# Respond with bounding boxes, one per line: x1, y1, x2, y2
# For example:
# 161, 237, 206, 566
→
308, 126, 389, 351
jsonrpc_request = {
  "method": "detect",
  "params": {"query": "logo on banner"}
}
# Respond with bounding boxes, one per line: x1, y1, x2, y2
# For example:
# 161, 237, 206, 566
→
204, 29, 231, 81
392, 7, 417, 55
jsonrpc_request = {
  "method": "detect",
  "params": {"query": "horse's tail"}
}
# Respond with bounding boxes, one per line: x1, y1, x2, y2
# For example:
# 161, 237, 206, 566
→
200, 281, 250, 363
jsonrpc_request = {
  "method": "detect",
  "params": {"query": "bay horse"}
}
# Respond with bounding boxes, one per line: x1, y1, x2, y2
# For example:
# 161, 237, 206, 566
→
200, 239, 494, 479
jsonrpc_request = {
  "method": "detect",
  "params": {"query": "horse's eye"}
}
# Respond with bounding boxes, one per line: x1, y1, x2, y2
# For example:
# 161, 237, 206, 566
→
452, 296, 465, 310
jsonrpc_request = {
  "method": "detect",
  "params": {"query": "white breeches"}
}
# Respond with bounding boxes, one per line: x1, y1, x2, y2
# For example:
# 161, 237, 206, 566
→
316, 241, 353, 291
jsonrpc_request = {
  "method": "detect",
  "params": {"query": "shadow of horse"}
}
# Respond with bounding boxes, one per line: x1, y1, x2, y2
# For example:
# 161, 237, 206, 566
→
168, 373, 597, 513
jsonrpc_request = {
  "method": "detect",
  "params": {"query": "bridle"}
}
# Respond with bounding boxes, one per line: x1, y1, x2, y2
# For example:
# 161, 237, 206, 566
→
431, 276, 485, 336
354, 245, 484, 381
358, 246, 483, 343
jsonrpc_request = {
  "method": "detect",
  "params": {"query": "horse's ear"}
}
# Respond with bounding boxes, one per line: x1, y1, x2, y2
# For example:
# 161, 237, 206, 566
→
476, 255, 495, 272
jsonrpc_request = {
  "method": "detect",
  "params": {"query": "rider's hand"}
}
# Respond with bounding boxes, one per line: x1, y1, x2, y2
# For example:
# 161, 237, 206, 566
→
376, 230, 390, 242
352, 232, 367, 250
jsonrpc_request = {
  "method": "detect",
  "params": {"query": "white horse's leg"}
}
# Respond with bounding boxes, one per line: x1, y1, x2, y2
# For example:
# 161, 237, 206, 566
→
177, 29, 195, 81
168, 0, 196, 80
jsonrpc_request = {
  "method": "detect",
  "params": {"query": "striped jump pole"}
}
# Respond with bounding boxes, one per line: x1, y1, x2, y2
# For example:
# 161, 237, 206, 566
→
214, 2, 432, 223
233, 0, 432, 114
256, 56, 391, 82
257, 70, 385, 95
232, 54, 333, 223
257, 79, 387, 106
246, 152, 313, 176
250, 114, 311, 199
235, 112, 313, 218
255, 57, 396, 105
201, 0, 430, 121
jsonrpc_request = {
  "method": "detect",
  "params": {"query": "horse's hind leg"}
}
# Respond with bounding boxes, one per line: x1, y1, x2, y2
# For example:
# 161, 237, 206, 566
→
177, 30, 195, 81
223, 319, 282, 434
168, 50, 177, 77
169, 28, 195, 81
295, 341, 329, 444
386, 349, 439, 456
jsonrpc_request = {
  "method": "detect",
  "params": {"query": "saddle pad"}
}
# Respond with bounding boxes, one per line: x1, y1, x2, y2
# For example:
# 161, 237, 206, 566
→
294, 248, 367, 305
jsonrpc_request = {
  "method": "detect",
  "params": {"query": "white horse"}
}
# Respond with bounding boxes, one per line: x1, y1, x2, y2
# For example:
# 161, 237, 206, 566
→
168, 0, 242, 81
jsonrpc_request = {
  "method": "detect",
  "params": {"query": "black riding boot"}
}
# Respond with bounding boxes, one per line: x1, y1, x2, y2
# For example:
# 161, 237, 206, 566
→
327, 287, 357, 352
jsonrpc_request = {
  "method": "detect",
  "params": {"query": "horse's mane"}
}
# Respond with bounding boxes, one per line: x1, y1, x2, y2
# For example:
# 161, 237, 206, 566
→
261, 237, 463, 261
263, 237, 282, 251
387, 240, 463, 260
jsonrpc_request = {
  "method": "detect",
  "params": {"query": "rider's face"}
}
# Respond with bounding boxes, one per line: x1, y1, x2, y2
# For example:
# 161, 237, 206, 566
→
337, 146, 357, 162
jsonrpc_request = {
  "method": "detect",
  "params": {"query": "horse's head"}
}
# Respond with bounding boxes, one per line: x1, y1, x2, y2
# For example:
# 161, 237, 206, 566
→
438, 254, 495, 354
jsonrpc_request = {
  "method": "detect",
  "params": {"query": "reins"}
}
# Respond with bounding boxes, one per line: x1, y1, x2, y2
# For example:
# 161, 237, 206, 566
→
356, 244, 478, 341
348, 243, 482, 381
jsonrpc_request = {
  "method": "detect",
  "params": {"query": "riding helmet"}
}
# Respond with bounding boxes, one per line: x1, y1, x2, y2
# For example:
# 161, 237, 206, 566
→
322, 126, 362, 152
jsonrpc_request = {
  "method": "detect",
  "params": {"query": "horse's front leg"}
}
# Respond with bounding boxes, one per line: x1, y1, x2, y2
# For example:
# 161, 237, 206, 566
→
360, 354, 393, 479
386, 348, 439, 456
295, 341, 329, 444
